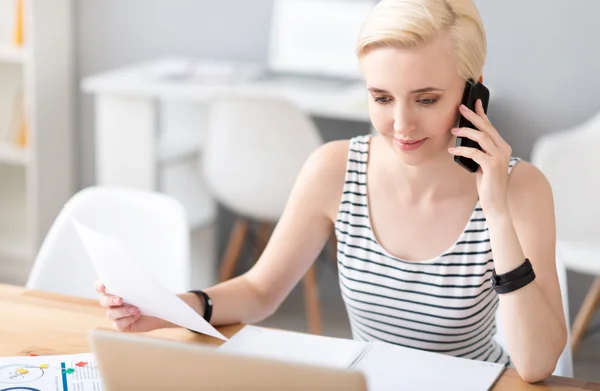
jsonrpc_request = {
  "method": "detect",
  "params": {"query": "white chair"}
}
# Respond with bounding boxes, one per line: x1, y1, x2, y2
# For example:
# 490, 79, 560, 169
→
527, 110, 600, 376
26, 186, 192, 299
201, 93, 326, 334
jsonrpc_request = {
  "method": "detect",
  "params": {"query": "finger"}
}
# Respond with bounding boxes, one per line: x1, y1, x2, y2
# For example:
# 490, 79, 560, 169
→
448, 146, 488, 170
459, 103, 503, 145
95, 281, 105, 293
474, 99, 492, 125
106, 305, 139, 321
452, 127, 497, 154
475, 99, 506, 147
99, 294, 123, 308
113, 313, 141, 332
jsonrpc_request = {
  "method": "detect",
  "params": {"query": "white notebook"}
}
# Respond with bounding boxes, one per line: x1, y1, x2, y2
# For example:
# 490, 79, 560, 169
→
220, 326, 506, 391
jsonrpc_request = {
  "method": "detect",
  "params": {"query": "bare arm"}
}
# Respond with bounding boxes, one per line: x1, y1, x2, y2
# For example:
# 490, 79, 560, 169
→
449, 102, 567, 382
488, 162, 567, 382
98, 140, 350, 332
197, 140, 348, 325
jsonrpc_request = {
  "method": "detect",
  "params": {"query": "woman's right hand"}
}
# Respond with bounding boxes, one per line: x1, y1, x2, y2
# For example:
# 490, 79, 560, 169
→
95, 281, 170, 332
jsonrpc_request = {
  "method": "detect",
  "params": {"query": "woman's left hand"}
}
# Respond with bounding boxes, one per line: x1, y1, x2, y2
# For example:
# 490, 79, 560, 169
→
448, 100, 513, 217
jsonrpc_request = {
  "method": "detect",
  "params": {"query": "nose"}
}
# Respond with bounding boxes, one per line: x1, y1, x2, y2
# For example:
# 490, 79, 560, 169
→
393, 104, 416, 135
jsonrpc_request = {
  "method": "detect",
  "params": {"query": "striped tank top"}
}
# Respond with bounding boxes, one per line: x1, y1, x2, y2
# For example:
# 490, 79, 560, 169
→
335, 135, 520, 365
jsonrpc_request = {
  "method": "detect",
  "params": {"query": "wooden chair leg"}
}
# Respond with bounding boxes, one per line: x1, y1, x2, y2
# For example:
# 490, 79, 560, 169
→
571, 277, 600, 352
219, 219, 249, 283
303, 263, 323, 335
252, 222, 272, 263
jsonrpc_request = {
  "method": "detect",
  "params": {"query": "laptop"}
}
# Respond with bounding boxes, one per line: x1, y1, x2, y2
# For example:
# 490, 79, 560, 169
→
89, 328, 367, 391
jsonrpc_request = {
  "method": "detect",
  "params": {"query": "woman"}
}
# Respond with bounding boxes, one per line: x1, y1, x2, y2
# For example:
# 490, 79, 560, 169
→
97, 0, 566, 382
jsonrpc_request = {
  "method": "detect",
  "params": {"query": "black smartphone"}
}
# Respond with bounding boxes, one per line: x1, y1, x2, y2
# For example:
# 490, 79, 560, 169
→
454, 80, 490, 173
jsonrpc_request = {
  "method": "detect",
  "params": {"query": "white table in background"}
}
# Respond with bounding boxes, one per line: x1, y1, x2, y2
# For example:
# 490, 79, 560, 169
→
81, 56, 371, 288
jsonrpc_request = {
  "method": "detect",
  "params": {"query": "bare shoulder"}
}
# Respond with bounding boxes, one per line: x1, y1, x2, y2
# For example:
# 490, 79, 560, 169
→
306, 139, 350, 176
507, 160, 553, 207
507, 160, 555, 240
298, 139, 351, 219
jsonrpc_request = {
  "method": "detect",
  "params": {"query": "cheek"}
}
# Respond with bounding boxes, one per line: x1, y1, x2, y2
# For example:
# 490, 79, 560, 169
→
368, 103, 394, 133
428, 106, 460, 136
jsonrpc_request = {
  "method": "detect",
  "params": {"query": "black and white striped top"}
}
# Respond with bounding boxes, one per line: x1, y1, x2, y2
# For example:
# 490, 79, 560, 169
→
336, 135, 520, 365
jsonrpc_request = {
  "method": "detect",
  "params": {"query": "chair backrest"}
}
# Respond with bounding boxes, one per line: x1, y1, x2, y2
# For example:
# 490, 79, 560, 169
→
530, 112, 600, 243
202, 94, 323, 221
26, 186, 191, 299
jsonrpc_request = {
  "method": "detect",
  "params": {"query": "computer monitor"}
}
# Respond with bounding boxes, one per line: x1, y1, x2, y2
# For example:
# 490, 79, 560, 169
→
267, 0, 376, 79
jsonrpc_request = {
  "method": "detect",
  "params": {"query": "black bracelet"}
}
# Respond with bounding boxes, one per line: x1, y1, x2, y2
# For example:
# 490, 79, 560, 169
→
493, 269, 536, 294
189, 290, 213, 323
490, 258, 536, 294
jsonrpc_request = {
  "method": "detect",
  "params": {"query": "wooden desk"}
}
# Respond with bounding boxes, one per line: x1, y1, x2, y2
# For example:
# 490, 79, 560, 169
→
1, 284, 598, 391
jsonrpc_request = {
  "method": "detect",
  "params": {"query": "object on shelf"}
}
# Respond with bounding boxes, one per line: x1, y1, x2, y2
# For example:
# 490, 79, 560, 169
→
16, 110, 27, 148
13, 0, 24, 47
6, 83, 27, 148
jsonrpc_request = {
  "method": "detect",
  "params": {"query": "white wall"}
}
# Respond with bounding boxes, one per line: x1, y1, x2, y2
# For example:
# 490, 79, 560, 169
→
476, 0, 600, 159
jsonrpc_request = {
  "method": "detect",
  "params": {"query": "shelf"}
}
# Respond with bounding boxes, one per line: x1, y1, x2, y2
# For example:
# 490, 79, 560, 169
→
0, 142, 29, 165
0, 0, 74, 285
0, 45, 28, 63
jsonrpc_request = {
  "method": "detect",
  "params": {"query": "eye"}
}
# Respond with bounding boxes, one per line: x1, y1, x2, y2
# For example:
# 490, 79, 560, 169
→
374, 96, 392, 104
417, 98, 437, 105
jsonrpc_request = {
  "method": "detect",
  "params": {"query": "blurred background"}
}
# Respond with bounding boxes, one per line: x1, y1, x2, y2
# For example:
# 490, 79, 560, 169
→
0, 0, 599, 381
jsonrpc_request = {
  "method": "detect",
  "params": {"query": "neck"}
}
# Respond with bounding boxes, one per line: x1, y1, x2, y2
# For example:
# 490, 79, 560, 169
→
385, 150, 477, 206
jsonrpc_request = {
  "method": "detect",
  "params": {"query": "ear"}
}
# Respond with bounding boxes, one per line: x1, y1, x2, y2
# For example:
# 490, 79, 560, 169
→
478, 75, 484, 83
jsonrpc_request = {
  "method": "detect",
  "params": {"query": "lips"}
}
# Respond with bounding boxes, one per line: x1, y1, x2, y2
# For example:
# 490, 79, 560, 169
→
393, 137, 427, 151
396, 139, 423, 144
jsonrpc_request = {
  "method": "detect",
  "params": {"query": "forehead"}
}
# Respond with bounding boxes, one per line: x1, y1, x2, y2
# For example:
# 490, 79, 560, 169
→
359, 34, 459, 91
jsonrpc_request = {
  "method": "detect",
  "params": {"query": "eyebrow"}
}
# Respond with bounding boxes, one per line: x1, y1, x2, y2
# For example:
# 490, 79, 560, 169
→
367, 87, 445, 94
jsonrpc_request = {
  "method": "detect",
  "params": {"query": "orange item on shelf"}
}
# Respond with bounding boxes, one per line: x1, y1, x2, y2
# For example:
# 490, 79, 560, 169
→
14, 0, 25, 47
16, 111, 28, 148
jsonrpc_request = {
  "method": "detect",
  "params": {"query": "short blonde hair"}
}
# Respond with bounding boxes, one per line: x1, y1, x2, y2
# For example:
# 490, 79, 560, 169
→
356, 0, 487, 82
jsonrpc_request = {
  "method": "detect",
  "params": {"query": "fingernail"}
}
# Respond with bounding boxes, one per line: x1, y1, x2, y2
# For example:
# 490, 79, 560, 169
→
128, 307, 138, 314
451, 128, 459, 133
460, 104, 467, 111
448, 147, 456, 152
113, 298, 121, 305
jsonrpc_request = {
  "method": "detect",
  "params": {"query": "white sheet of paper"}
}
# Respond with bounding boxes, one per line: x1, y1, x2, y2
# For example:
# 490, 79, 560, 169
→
219, 325, 368, 368
353, 341, 505, 391
0, 353, 101, 390
73, 219, 227, 341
